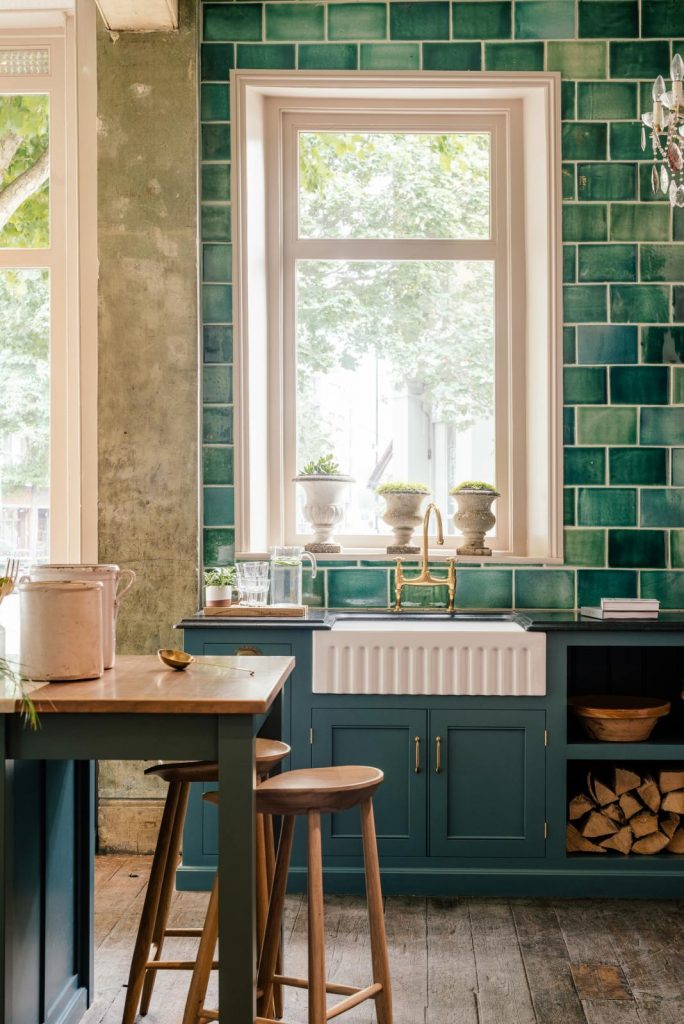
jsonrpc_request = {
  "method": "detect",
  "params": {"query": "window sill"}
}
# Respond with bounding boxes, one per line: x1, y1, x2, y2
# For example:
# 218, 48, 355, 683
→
237, 550, 564, 566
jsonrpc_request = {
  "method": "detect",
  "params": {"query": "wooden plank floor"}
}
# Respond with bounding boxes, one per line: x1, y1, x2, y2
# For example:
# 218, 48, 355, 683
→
82, 856, 684, 1024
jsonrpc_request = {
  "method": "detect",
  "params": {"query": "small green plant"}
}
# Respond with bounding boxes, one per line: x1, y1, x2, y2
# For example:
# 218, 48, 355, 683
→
376, 481, 431, 495
204, 566, 236, 587
299, 454, 342, 476
0, 658, 39, 731
450, 480, 499, 494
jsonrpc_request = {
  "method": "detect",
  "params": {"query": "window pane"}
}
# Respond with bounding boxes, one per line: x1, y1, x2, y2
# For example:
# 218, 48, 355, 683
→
295, 260, 495, 536
299, 132, 490, 240
0, 49, 50, 76
0, 269, 50, 564
0, 94, 50, 248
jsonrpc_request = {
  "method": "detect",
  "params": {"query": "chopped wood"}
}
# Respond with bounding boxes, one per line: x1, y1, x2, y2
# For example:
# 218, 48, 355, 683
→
661, 812, 680, 839
566, 824, 607, 854
592, 775, 618, 807
630, 811, 659, 838
637, 777, 661, 813
662, 790, 684, 814
568, 793, 595, 820
599, 828, 634, 855
666, 828, 684, 853
611, 767, 642, 796
581, 811, 618, 838
658, 769, 684, 794
603, 803, 624, 823
632, 831, 670, 855
619, 792, 642, 820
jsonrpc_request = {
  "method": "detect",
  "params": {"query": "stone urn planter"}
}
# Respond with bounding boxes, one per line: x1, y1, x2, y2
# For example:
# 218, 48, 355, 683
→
450, 483, 499, 556
377, 483, 431, 554
294, 474, 354, 553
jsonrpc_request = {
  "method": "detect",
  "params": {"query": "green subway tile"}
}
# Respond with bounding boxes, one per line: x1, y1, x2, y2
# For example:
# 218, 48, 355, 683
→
562, 123, 607, 161
515, 1, 574, 39
672, 531, 684, 569
641, 1, 684, 37
565, 488, 576, 525
675, 287, 684, 322
453, 2, 511, 38
610, 365, 669, 405
203, 243, 232, 283
641, 245, 684, 282
609, 122, 648, 160
203, 487, 234, 527
577, 407, 637, 444
562, 164, 575, 200
608, 528, 666, 568
641, 571, 684, 608
203, 364, 233, 405
675, 207, 684, 242
548, 41, 607, 79
564, 327, 577, 364
639, 162, 669, 203
674, 450, 684, 485
577, 568, 637, 605
328, 3, 385, 39
203, 4, 262, 41
302, 568, 325, 609
563, 204, 607, 242
423, 43, 481, 69
564, 529, 605, 567
609, 447, 667, 485
563, 285, 607, 323
454, 569, 513, 609
641, 327, 684, 364
484, 42, 544, 70
578, 163, 636, 202
610, 41, 670, 79
298, 44, 358, 69
201, 43, 234, 82
577, 82, 636, 120
327, 569, 388, 608
202, 124, 230, 161
515, 570, 575, 610
578, 488, 637, 526
674, 368, 684, 404
641, 489, 684, 527
641, 408, 684, 445
390, 2, 449, 39
564, 407, 575, 444
563, 245, 576, 283
202, 284, 232, 323
610, 204, 670, 242
360, 43, 420, 69
564, 447, 606, 485
564, 367, 607, 404
203, 325, 233, 364
202, 164, 230, 202
266, 4, 324, 40
579, 1, 638, 38
203, 406, 233, 445
611, 285, 669, 324
203, 446, 234, 485
236, 44, 295, 69
562, 81, 576, 120
203, 528, 235, 568
387, 577, 449, 609
578, 244, 636, 283
201, 83, 230, 122
577, 325, 637, 364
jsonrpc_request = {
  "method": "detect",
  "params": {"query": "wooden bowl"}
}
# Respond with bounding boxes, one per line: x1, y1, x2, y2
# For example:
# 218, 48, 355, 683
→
568, 695, 671, 742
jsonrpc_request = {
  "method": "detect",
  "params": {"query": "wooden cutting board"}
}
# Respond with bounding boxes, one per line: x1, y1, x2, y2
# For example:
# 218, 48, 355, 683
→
202, 604, 309, 618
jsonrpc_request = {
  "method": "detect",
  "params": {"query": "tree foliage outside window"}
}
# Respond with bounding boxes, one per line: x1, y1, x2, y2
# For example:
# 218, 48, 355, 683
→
0, 94, 50, 248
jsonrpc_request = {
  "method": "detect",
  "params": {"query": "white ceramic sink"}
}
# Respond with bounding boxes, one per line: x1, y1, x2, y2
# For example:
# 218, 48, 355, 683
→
313, 618, 546, 696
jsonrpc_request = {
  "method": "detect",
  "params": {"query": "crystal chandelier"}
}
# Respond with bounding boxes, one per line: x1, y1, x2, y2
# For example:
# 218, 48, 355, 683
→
642, 53, 684, 207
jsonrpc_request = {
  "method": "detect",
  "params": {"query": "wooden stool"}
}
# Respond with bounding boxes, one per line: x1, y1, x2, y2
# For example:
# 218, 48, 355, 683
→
183, 765, 392, 1024
122, 738, 290, 1024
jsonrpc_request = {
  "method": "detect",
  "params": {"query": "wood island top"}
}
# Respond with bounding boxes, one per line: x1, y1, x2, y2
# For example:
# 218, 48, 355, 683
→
0, 655, 295, 715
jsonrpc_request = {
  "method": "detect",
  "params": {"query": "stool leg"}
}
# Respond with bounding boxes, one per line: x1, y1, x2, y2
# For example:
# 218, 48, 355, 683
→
140, 780, 191, 1015
257, 815, 295, 1018
307, 811, 326, 1024
122, 781, 182, 1024
360, 798, 393, 1024
256, 812, 277, 1019
264, 813, 283, 1019
181, 874, 219, 1024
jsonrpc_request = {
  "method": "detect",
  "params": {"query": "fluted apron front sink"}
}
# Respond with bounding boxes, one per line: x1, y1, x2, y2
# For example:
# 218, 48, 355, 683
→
313, 619, 546, 696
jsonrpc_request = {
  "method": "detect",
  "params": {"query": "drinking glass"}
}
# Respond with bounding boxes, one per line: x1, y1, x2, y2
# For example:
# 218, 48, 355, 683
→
236, 561, 270, 607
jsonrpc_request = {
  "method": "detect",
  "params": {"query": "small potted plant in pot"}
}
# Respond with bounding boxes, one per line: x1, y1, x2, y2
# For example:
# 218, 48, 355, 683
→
376, 481, 431, 554
450, 481, 499, 556
204, 566, 236, 608
294, 455, 354, 553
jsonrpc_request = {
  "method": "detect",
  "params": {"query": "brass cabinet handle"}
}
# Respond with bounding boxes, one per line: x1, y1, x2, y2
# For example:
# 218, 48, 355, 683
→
414, 736, 421, 774
234, 645, 262, 656
435, 736, 442, 774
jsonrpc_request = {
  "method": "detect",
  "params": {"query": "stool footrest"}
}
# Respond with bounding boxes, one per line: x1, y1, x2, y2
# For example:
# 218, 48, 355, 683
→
274, 974, 359, 997
164, 928, 203, 938
327, 983, 382, 1020
255, 983, 383, 1024
144, 960, 218, 972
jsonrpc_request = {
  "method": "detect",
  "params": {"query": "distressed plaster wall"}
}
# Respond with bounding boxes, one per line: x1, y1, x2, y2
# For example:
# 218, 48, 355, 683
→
97, 1, 199, 850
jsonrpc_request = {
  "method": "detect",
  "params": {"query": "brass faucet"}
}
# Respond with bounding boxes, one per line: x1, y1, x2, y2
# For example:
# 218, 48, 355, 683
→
393, 503, 456, 612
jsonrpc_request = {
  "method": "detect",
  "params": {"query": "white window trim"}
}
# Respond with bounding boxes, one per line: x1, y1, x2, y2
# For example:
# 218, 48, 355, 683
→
232, 71, 563, 563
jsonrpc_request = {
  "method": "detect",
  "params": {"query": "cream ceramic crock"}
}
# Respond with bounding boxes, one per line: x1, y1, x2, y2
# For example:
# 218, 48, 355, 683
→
19, 580, 104, 681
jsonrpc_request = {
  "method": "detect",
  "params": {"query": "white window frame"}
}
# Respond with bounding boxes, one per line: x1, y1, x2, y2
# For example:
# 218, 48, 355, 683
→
233, 71, 563, 562
0, 3, 97, 563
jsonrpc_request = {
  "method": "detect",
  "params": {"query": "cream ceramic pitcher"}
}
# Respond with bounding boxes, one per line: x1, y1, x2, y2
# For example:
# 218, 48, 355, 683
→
25, 564, 136, 668
19, 580, 104, 681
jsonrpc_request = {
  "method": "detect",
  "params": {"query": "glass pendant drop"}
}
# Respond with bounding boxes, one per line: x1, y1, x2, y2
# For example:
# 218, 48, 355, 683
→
675, 185, 684, 209
668, 142, 684, 172
661, 164, 670, 193
641, 125, 647, 151
652, 164, 660, 192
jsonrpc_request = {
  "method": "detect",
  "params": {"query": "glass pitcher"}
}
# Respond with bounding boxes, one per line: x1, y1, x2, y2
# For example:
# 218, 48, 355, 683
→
270, 547, 317, 606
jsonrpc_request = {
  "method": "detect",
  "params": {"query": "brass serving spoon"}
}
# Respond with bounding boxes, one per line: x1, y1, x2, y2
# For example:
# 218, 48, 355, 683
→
158, 649, 255, 676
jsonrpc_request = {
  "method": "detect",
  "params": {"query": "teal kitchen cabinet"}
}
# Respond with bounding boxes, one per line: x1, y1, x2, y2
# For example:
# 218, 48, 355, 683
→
310, 708, 427, 857
429, 709, 547, 858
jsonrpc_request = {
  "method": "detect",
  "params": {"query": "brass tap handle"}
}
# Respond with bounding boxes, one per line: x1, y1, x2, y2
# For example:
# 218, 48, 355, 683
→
414, 736, 421, 773
435, 736, 442, 774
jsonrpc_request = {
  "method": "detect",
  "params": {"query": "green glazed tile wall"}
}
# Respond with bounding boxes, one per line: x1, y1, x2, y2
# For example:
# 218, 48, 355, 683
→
199, 0, 684, 611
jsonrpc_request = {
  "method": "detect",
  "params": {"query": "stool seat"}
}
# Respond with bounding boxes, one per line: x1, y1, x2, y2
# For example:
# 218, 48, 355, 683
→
258, 765, 384, 815
144, 738, 290, 784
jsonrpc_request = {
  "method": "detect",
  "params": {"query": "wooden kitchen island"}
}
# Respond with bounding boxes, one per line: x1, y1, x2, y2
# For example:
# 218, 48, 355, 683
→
0, 653, 295, 1024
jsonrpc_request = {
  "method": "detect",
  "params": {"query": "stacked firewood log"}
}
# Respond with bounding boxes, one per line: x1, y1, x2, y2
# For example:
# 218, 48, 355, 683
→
567, 768, 684, 855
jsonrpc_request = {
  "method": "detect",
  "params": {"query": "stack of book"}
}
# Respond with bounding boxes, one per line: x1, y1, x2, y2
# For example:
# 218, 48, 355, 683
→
580, 598, 660, 620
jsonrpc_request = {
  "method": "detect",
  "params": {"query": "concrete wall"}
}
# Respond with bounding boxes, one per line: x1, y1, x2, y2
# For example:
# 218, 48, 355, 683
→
97, 0, 198, 850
